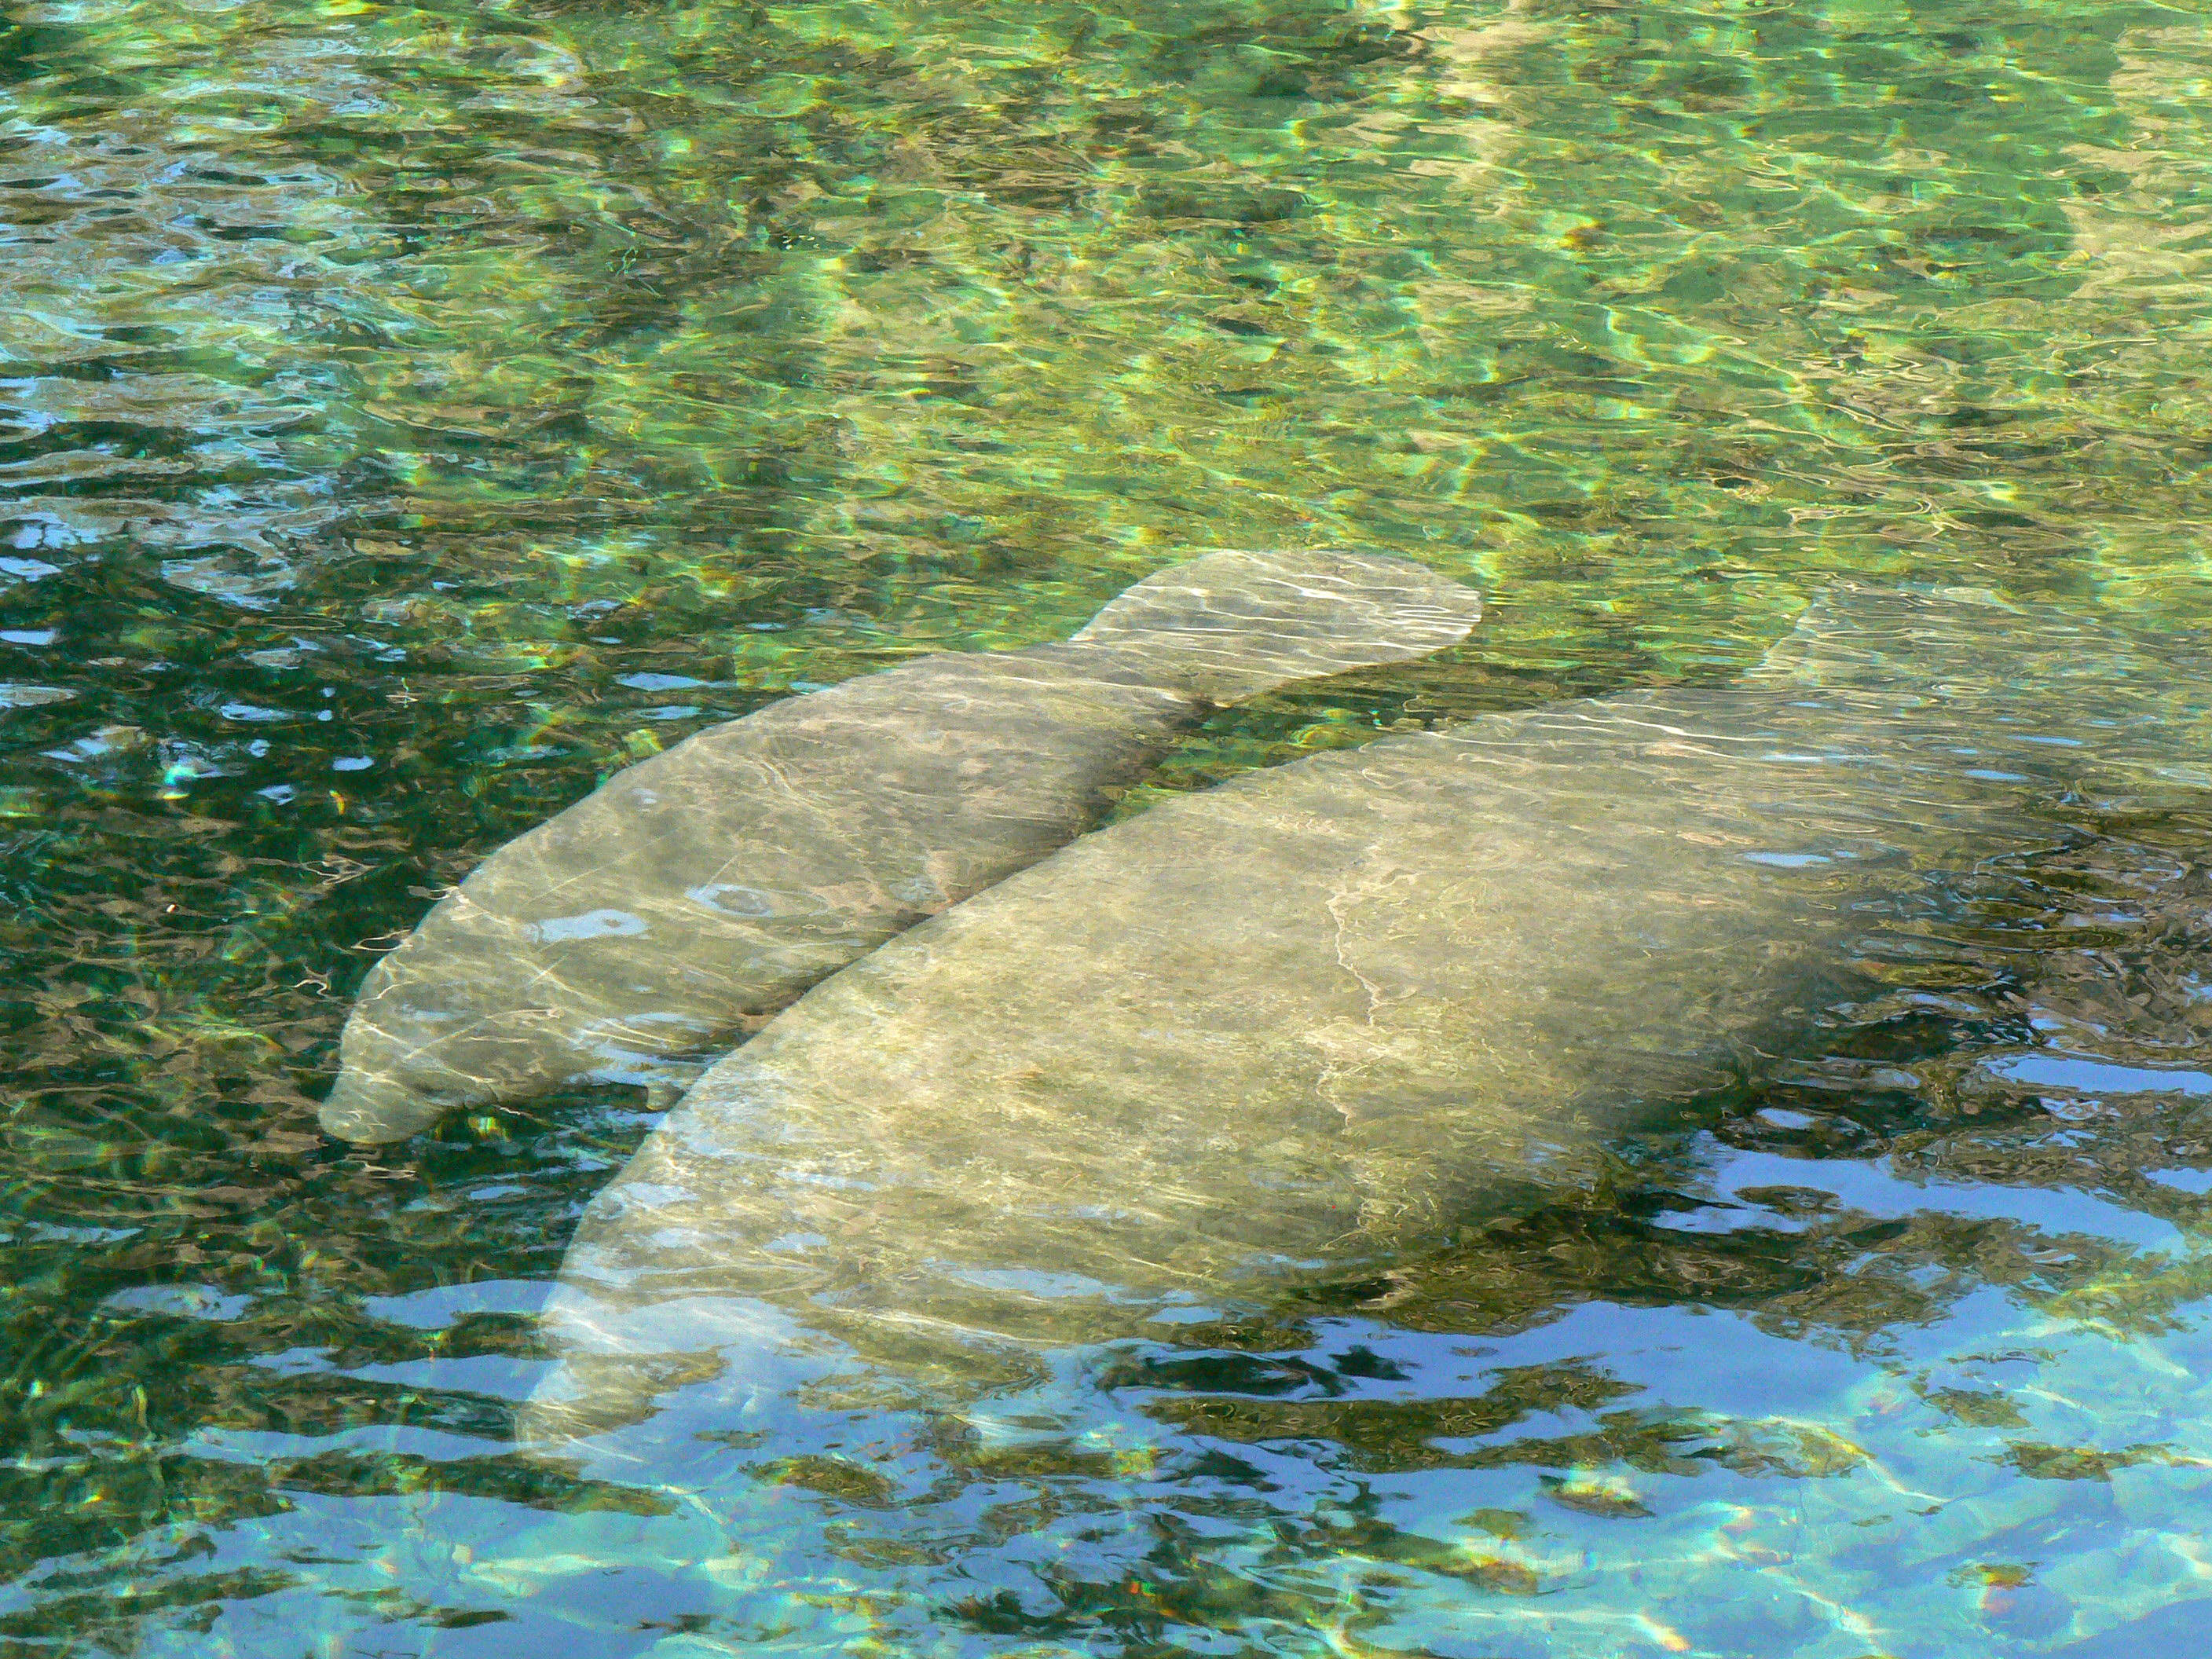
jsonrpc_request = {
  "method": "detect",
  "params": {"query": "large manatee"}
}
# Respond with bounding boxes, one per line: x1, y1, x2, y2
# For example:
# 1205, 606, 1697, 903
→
321, 549, 1482, 1143
520, 588, 2212, 1451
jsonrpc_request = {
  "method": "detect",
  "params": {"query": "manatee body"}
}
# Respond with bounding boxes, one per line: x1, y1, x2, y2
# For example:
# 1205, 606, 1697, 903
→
320, 549, 1482, 1143
521, 588, 2212, 1447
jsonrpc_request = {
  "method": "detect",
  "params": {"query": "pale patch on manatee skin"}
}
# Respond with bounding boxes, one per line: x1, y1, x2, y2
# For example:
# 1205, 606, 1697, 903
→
518, 587, 2212, 1453
320, 548, 1483, 1144
531, 910, 649, 943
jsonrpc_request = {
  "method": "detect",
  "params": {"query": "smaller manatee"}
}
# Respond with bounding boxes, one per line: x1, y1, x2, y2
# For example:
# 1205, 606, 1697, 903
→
320, 548, 1481, 1143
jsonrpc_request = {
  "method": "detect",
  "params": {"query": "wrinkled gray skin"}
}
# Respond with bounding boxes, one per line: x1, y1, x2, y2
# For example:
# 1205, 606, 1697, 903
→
320, 548, 1482, 1144
520, 588, 2212, 1452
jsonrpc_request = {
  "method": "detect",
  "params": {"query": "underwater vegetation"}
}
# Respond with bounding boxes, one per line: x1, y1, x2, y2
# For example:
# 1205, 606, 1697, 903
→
8, 0, 2212, 1652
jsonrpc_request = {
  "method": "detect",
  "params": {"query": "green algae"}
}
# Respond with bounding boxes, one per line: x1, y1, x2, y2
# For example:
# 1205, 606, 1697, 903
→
8, 0, 2212, 1651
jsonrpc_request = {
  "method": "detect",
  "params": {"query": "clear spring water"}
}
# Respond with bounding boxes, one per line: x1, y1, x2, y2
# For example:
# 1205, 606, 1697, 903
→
8, 0, 2212, 1652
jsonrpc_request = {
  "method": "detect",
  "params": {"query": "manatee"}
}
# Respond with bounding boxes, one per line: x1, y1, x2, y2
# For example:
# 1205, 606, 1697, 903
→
320, 549, 1482, 1143
518, 587, 2212, 1450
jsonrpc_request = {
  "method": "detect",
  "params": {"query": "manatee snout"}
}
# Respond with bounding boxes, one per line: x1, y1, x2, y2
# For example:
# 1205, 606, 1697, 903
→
319, 1066, 452, 1144
515, 1289, 831, 1458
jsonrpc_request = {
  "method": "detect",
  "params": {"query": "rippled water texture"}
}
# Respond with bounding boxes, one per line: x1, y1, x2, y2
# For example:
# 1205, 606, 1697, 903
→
8, 0, 2212, 1652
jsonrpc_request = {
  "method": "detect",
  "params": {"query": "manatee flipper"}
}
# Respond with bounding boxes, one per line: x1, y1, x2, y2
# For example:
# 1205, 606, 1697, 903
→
320, 549, 1481, 1144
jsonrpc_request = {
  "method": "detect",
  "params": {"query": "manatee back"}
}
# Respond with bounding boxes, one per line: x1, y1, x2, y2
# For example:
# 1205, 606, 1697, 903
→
526, 675, 2063, 1437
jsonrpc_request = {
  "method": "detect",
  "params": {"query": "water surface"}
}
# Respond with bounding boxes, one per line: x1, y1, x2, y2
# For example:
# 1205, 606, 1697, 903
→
7, 0, 2212, 1652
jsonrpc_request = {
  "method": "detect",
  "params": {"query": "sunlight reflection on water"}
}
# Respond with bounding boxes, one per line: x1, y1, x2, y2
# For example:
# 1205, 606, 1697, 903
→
5, 0, 2212, 1651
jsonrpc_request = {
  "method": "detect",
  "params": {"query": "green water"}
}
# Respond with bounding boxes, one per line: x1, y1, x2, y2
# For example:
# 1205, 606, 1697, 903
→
8, 0, 2212, 1650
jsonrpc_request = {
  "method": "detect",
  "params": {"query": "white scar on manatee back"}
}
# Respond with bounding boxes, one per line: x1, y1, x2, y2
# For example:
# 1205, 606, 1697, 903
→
519, 587, 2212, 1451
320, 549, 1482, 1143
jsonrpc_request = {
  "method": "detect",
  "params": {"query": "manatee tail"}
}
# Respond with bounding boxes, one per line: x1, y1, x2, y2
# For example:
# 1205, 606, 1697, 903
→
1069, 548, 1481, 704
1747, 584, 2043, 692
1747, 582, 2212, 797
